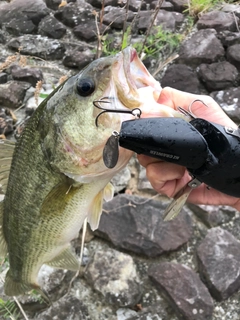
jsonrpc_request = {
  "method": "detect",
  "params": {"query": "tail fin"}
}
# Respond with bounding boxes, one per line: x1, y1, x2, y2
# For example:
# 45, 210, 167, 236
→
4, 270, 51, 305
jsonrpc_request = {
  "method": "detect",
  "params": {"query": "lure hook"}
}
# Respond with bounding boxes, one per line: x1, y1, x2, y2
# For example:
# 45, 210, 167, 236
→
178, 99, 209, 120
93, 97, 142, 127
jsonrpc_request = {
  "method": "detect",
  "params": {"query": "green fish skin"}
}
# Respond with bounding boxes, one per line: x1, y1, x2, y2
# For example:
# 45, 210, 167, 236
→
0, 47, 176, 298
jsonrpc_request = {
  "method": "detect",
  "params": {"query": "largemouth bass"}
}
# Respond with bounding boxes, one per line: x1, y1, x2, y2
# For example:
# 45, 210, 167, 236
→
0, 47, 181, 298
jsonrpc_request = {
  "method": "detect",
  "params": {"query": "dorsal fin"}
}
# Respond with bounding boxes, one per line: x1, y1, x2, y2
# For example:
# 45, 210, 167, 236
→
0, 140, 15, 194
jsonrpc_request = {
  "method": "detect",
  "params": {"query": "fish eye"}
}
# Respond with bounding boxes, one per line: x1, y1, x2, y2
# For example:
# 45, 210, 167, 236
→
76, 78, 95, 97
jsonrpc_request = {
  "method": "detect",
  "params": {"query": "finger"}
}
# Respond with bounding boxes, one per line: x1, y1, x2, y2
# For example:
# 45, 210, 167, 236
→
145, 161, 187, 197
138, 154, 163, 168
158, 87, 237, 127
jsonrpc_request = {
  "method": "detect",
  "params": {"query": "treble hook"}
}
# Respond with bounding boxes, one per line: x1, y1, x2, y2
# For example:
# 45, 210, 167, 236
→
178, 99, 209, 120
93, 96, 142, 127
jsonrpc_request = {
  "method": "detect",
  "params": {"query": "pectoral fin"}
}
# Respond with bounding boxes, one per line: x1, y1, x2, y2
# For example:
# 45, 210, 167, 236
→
46, 247, 80, 271
0, 201, 7, 257
87, 183, 114, 231
103, 182, 114, 202
87, 190, 103, 231
0, 140, 15, 194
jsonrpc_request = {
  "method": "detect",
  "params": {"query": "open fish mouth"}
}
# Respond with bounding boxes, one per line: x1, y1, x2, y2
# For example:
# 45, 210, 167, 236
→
104, 46, 162, 114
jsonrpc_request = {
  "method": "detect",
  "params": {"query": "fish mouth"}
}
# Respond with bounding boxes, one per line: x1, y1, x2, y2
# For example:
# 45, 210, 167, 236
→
109, 46, 162, 114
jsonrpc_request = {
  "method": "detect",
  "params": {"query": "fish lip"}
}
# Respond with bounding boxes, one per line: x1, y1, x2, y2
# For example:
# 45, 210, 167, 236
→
110, 46, 162, 111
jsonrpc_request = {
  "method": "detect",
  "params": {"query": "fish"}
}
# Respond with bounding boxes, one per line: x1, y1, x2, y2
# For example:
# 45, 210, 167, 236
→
0, 47, 182, 299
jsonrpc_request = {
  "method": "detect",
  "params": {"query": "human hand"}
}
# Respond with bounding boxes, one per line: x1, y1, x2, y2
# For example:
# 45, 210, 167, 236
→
138, 87, 240, 211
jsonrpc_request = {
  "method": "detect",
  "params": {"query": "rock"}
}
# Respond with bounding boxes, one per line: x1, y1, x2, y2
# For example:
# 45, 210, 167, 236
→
138, 166, 155, 192
168, 0, 188, 12
38, 15, 67, 39
178, 29, 225, 67
227, 44, 240, 71
161, 64, 205, 94
211, 87, 240, 121
198, 61, 239, 91
188, 204, 237, 228
35, 294, 91, 319
0, 73, 7, 84
85, 248, 142, 307
11, 65, 44, 87
222, 3, 240, 19
197, 10, 239, 32
62, 48, 95, 69
0, 108, 15, 135
45, 0, 63, 10
96, 194, 192, 257
103, 7, 135, 29
218, 30, 240, 47
0, 0, 49, 26
54, 2, 93, 28
197, 227, 240, 301
73, 21, 108, 42
7, 35, 65, 60
137, 10, 184, 33
151, 0, 174, 11
0, 30, 6, 44
86, 0, 119, 8
5, 17, 37, 36
111, 166, 131, 193
0, 81, 31, 108
148, 262, 214, 320
127, 0, 147, 12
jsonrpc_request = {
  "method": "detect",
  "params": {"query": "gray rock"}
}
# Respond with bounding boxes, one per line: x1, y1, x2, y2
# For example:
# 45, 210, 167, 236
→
45, 0, 63, 10
222, 3, 240, 19
218, 31, 240, 47
11, 65, 44, 87
168, 0, 188, 12
0, 0, 49, 25
162, 64, 205, 94
0, 108, 14, 135
5, 17, 37, 36
96, 194, 192, 257
0, 81, 31, 108
103, 7, 135, 29
197, 10, 239, 32
127, 0, 147, 12
73, 21, 108, 42
188, 204, 237, 228
151, 0, 174, 11
86, 0, 119, 8
7, 35, 65, 60
138, 166, 155, 192
85, 248, 142, 307
125, 303, 173, 320
227, 44, 240, 71
197, 227, 240, 301
111, 166, 131, 193
35, 294, 91, 319
198, 61, 239, 91
0, 73, 7, 84
148, 262, 214, 320
211, 87, 240, 122
138, 10, 184, 33
54, 2, 93, 28
0, 30, 6, 44
62, 48, 95, 69
178, 29, 225, 67
38, 15, 67, 39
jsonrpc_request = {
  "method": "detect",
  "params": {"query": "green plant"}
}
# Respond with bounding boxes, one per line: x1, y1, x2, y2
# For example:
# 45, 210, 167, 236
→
133, 26, 183, 60
0, 299, 20, 320
185, 0, 224, 17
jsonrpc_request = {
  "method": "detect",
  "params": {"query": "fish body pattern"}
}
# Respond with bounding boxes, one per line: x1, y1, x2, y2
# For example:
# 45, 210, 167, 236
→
0, 47, 179, 298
